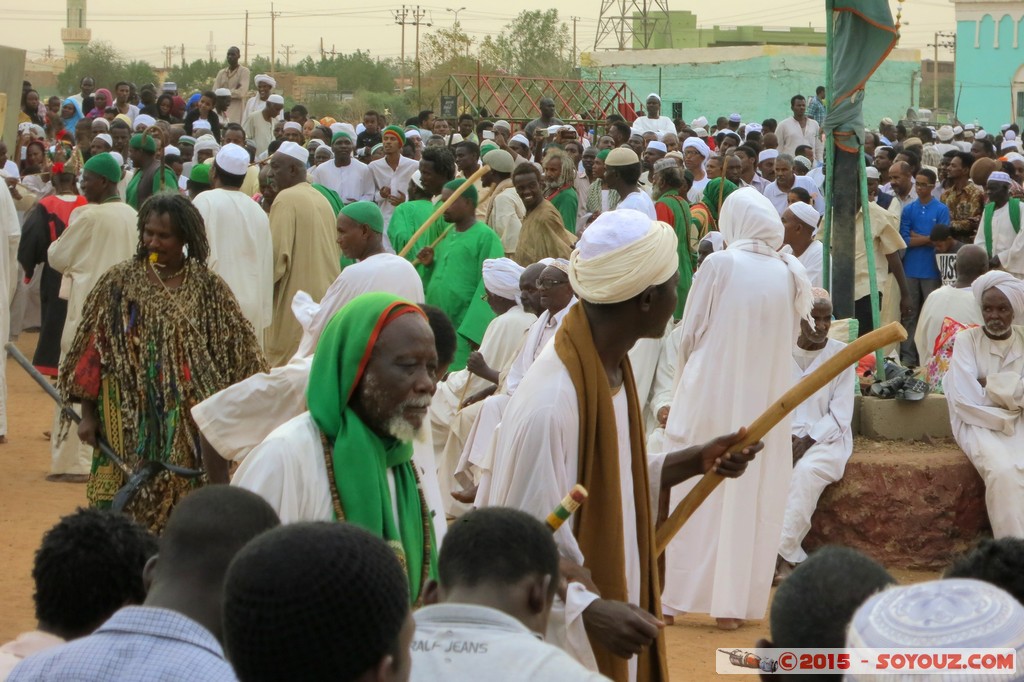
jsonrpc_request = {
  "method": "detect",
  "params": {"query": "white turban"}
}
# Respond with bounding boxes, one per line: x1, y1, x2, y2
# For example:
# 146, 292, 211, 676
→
283, 121, 302, 132
788, 201, 821, 236
134, 114, 156, 130
646, 92, 661, 102
255, 74, 277, 87
682, 137, 710, 159
758, 149, 779, 163
482, 258, 525, 303
193, 119, 212, 131
510, 133, 530, 147
972, 270, 1024, 322
569, 209, 678, 304
719, 188, 813, 323
94, 133, 112, 148
194, 135, 220, 154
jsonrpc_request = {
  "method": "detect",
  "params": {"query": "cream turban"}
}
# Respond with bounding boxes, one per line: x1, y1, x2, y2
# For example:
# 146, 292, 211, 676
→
482, 258, 525, 303
194, 135, 221, 154
720, 188, 813, 323
569, 209, 678, 304
972, 270, 1024, 322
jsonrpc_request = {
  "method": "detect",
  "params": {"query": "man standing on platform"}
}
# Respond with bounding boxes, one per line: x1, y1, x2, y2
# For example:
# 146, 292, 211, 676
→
214, 47, 250, 126
266, 142, 340, 366
370, 126, 419, 231
776, 94, 822, 164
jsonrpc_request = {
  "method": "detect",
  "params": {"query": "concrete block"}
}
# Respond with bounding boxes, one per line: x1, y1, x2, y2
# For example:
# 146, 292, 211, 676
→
857, 394, 952, 440
803, 442, 989, 571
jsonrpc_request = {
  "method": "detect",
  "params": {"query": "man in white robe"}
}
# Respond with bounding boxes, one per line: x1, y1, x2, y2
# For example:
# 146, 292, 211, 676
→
429, 259, 537, 512
660, 188, 813, 630
241, 74, 281, 125
369, 126, 419, 230
231, 293, 445, 604
782, 201, 825, 288
192, 145, 273, 346
974, 172, 1024, 279
46, 153, 137, 479
310, 130, 375, 204
944, 271, 1024, 538
913, 244, 987, 364
776, 291, 855, 581
631, 94, 677, 137
483, 209, 761, 681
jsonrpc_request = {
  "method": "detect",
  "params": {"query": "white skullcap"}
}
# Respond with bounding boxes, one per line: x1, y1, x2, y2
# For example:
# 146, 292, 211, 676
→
411, 170, 424, 189
283, 121, 302, 132
134, 114, 156, 129
1002, 140, 1019, 151
569, 209, 678, 304
1005, 152, 1024, 164
164, 145, 180, 157
482, 258, 525, 302
94, 133, 112, 147
405, 129, 421, 139
307, 139, 323, 149
989, 171, 1013, 184
449, 133, 464, 144
865, 165, 880, 179
729, 113, 741, 123
91, 118, 110, 130
216, 144, 250, 176
965, 123, 976, 130
745, 122, 763, 135
1002, 123, 1012, 131
110, 152, 124, 167
646, 140, 667, 154
937, 125, 955, 141
682, 137, 710, 158
845, 579, 1024, 682
194, 135, 220, 154
700, 232, 725, 252
720, 188, 813, 323
315, 146, 333, 159
976, 130, 989, 140
192, 119, 212, 131
793, 155, 812, 170
953, 125, 964, 134
255, 74, 277, 87
1007, 131, 1018, 141
548, 259, 570, 274
276, 141, 309, 164
690, 116, 708, 129
267, 94, 285, 105
788, 201, 821, 234
546, 124, 562, 135
880, 117, 894, 126
214, 87, 231, 97
973, 270, 1024, 323
696, 128, 709, 138
510, 133, 530, 146
646, 92, 661, 102
759, 149, 779, 163
493, 120, 511, 132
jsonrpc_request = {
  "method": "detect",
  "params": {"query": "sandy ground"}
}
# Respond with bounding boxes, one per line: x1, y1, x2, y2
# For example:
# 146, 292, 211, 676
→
0, 332, 939, 679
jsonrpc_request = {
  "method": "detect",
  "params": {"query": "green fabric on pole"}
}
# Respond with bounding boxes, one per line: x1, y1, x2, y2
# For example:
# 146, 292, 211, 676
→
306, 292, 436, 603
823, 1, 900, 145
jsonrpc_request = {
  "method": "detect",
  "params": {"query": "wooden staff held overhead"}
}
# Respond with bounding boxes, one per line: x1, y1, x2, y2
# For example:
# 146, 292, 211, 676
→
654, 321, 907, 556
397, 164, 491, 258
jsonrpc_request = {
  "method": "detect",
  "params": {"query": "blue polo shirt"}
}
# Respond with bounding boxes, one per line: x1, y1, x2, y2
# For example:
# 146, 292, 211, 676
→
900, 198, 951, 279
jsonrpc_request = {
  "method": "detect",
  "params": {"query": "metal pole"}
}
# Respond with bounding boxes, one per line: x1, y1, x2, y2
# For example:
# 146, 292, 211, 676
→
271, 2, 276, 74
933, 32, 939, 110
244, 11, 249, 64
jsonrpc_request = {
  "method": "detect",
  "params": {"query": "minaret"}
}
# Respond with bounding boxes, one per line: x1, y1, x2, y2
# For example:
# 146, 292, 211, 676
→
61, 0, 92, 63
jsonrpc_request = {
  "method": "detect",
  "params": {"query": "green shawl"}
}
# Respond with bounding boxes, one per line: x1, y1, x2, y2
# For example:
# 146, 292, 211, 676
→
656, 190, 695, 320
701, 178, 738, 222
307, 292, 436, 602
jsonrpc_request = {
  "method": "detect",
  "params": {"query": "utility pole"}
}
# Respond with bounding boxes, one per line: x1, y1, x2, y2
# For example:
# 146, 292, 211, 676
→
411, 6, 431, 105
394, 6, 409, 90
244, 11, 249, 63
180, 43, 186, 67
570, 16, 579, 68
163, 45, 174, 69
43, 46, 54, 60
928, 30, 956, 111
279, 44, 294, 67
271, 2, 278, 73
206, 31, 216, 62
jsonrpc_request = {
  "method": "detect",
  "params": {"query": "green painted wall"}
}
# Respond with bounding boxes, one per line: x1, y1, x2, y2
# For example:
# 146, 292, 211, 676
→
582, 49, 918, 130
632, 11, 826, 50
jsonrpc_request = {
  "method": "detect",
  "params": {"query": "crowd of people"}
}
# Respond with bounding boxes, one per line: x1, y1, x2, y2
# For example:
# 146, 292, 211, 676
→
1, 45, 1023, 680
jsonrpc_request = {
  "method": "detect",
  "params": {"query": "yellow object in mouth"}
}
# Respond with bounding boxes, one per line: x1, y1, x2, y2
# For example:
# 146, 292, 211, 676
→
149, 252, 158, 264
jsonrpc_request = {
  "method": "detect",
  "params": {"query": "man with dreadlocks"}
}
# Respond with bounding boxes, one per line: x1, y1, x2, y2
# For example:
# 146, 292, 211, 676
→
124, 133, 176, 210
58, 194, 266, 533
542, 148, 579, 235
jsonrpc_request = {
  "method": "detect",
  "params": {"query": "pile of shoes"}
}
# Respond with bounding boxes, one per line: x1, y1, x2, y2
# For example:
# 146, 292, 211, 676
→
869, 362, 930, 401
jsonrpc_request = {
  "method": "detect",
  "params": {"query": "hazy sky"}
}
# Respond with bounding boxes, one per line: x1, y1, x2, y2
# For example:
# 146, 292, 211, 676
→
4, 0, 955, 68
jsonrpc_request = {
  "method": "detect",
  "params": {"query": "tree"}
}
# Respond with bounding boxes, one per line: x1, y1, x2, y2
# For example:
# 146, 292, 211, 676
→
479, 10, 573, 78
124, 61, 159, 90
166, 58, 223, 93
421, 23, 474, 73
57, 42, 130, 95
292, 51, 393, 93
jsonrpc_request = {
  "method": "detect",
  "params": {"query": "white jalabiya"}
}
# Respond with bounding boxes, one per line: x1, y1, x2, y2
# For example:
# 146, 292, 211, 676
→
973, 204, 1024, 278
47, 200, 138, 473
615, 191, 657, 219
231, 411, 446, 546
369, 155, 420, 229
191, 253, 424, 460
913, 286, 984, 363
778, 339, 855, 564
944, 326, 1024, 538
646, 322, 685, 453
310, 160, 375, 204
192, 189, 274, 345
429, 305, 536, 512
660, 188, 809, 620
0, 185, 16, 437
484, 344, 667, 678
797, 240, 824, 288
631, 115, 677, 136
457, 300, 577, 507
241, 95, 282, 126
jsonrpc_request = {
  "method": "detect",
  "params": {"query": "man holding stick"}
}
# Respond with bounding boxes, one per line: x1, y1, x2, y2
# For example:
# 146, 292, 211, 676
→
484, 209, 762, 681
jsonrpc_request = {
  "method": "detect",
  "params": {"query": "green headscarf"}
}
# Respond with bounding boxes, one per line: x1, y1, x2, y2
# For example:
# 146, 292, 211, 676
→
701, 177, 738, 221
306, 292, 436, 603
597, 148, 611, 161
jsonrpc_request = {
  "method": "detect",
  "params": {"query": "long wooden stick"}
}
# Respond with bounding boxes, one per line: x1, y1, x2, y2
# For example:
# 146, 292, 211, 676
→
411, 225, 453, 265
654, 321, 907, 556
397, 164, 491, 257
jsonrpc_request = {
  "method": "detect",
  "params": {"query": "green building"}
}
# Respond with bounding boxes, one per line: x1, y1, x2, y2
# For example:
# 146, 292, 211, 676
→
633, 10, 827, 50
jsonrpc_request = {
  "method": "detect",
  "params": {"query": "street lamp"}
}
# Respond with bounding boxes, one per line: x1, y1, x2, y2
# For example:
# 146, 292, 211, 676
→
447, 7, 466, 24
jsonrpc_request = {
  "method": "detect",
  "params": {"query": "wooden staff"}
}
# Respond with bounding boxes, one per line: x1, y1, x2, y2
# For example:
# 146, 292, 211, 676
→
397, 164, 491, 258
654, 321, 907, 556
546, 484, 588, 532
411, 225, 453, 265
